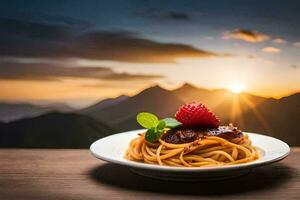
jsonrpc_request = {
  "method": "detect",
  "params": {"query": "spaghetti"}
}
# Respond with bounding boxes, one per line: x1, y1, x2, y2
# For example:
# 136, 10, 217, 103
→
125, 131, 260, 167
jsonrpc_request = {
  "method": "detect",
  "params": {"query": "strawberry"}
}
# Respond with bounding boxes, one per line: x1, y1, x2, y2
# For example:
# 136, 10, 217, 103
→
175, 102, 220, 128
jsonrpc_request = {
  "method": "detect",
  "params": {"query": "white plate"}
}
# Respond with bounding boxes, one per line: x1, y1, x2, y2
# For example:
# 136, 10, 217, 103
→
90, 129, 290, 181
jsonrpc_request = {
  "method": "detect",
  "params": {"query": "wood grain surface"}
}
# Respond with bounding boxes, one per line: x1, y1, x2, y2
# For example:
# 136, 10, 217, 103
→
0, 148, 299, 200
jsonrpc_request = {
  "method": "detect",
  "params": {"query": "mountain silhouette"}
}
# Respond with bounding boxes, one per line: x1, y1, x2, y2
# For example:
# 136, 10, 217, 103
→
85, 85, 184, 131
0, 112, 114, 148
0, 102, 74, 122
238, 94, 300, 146
81, 95, 129, 114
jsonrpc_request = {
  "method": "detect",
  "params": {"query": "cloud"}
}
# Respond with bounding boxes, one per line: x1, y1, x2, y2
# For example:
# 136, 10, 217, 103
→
293, 42, 300, 47
223, 29, 270, 43
291, 64, 298, 69
0, 18, 221, 63
0, 18, 73, 41
134, 8, 190, 21
75, 31, 218, 62
272, 38, 287, 44
261, 46, 281, 53
0, 61, 163, 81
168, 11, 190, 20
13, 11, 93, 29
80, 82, 149, 89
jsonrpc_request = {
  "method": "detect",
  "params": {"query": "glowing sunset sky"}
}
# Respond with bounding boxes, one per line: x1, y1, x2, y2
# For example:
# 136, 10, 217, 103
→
0, 0, 299, 107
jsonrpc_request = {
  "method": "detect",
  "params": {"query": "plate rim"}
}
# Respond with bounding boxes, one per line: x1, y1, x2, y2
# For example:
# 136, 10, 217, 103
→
90, 129, 290, 172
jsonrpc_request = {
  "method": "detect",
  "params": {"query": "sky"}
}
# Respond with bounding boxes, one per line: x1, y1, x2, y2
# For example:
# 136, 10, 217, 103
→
0, 0, 299, 108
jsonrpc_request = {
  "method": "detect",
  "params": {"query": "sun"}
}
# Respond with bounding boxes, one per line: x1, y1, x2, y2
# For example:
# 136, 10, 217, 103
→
228, 83, 245, 94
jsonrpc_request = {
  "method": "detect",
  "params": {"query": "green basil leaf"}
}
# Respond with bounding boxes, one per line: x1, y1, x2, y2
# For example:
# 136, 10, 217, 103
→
136, 112, 159, 129
145, 128, 159, 142
162, 118, 182, 128
157, 120, 166, 130
145, 128, 164, 143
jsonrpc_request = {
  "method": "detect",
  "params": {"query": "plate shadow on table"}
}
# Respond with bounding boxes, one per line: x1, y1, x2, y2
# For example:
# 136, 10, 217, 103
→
89, 163, 295, 196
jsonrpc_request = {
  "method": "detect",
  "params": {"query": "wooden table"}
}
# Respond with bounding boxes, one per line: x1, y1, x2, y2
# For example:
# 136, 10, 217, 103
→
0, 149, 299, 200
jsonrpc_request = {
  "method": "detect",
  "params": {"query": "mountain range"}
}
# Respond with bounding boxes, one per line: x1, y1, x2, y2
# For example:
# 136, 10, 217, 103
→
80, 95, 129, 114
0, 83, 299, 148
0, 112, 113, 148
0, 102, 74, 122
83, 86, 185, 131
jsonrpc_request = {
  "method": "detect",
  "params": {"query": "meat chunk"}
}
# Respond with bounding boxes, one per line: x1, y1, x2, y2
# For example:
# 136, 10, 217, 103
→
163, 125, 243, 144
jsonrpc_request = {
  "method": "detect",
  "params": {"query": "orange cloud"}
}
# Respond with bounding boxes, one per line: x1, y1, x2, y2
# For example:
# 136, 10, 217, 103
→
0, 62, 163, 81
293, 42, 300, 48
261, 46, 281, 53
272, 38, 287, 44
223, 29, 270, 43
